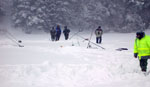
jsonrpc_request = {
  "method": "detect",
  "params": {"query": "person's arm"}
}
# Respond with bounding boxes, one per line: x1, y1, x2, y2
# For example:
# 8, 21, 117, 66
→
134, 39, 138, 58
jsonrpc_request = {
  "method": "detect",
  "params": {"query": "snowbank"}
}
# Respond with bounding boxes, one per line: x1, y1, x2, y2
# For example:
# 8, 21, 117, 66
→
0, 30, 150, 87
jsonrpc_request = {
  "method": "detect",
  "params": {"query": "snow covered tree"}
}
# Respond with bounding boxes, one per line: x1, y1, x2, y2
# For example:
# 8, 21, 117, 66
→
11, 0, 74, 33
10, 0, 149, 33
99, 0, 144, 32
138, 0, 150, 29
82, 0, 110, 30
12, 0, 34, 33
0, 6, 4, 21
0, 0, 11, 28
0, 0, 6, 23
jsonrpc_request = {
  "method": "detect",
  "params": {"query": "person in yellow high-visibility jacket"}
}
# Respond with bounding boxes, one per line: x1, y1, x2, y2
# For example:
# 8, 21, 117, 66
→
134, 31, 150, 72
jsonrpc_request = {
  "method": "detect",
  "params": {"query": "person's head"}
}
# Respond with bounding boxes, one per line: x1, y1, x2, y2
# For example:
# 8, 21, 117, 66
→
98, 26, 101, 29
57, 25, 60, 28
136, 31, 145, 39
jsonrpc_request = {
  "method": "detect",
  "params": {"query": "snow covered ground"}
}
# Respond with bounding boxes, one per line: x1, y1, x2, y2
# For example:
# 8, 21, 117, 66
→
0, 29, 150, 87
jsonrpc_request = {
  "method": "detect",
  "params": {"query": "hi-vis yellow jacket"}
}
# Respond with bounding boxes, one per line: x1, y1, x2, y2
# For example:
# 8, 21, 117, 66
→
134, 35, 150, 60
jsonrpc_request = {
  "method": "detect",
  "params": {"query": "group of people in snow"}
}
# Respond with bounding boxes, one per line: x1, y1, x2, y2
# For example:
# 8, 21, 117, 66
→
50, 25, 70, 41
50, 25, 103, 44
94, 27, 150, 73
95, 27, 150, 73
95, 28, 150, 73
50, 24, 150, 73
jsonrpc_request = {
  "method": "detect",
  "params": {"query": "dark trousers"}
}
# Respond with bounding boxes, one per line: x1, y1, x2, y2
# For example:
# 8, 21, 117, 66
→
56, 34, 61, 41
64, 34, 69, 40
51, 35, 55, 41
139, 59, 148, 72
96, 37, 102, 44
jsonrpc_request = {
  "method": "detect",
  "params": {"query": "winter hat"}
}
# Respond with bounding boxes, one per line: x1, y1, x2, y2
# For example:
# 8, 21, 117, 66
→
136, 31, 145, 39
98, 26, 101, 28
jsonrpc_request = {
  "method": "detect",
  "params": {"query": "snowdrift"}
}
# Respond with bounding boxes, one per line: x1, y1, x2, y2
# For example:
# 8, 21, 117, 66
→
0, 30, 150, 87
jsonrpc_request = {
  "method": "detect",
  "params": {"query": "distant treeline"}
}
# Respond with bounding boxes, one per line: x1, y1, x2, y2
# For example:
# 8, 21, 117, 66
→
0, 0, 150, 33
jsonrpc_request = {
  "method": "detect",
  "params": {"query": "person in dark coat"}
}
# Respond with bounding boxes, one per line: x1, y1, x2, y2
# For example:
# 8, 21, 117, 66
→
50, 27, 56, 41
95, 26, 103, 44
55, 25, 61, 41
63, 26, 70, 40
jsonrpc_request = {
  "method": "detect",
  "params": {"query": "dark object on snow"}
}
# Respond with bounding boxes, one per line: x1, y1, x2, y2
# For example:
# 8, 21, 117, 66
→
18, 40, 22, 43
18, 44, 24, 47
116, 48, 128, 51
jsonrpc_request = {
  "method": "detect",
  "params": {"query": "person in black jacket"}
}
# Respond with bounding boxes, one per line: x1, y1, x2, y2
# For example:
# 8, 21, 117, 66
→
50, 27, 56, 41
63, 26, 70, 40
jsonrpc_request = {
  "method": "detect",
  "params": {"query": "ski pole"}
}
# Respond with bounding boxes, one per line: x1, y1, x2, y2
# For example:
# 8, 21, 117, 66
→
69, 29, 82, 40
6, 30, 22, 43
87, 28, 94, 48
5, 34, 24, 47
77, 35, 105, 50
77, 37, 80, 46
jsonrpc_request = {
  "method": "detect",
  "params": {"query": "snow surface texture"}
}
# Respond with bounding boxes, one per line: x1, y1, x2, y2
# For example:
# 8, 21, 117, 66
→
0, 30, 150, 87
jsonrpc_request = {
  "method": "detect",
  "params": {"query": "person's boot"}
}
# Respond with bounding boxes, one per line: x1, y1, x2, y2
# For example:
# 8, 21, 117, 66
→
142, 69, 146, 72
